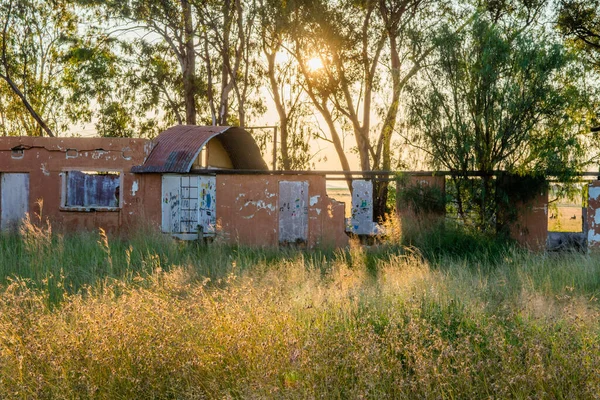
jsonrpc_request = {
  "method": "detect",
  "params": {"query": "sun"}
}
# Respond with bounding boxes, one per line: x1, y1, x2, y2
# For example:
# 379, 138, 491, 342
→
307, 57, 324, 72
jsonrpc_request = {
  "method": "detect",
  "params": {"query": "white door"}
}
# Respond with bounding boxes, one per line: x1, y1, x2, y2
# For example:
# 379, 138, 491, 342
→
1, 173, 29, 231
278, 181, 308, 244
161, 175, 216, 236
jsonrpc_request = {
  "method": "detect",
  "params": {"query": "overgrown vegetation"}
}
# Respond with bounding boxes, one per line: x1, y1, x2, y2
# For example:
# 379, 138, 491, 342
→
407, 11, 594, 232
0, 218, 599, 398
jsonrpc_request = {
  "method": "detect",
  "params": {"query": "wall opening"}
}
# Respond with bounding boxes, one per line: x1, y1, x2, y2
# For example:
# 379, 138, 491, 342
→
546, 182, 591, 252
11, 147, 24, 159
61, 170, 121, 210
548, 183, 589, 233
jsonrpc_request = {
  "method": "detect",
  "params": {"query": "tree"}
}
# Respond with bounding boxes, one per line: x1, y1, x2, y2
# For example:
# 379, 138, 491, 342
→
79, 0, 264, 129
288, 0, 448, 220
407, 14, 593, 231
195, 0, 262, 127
0, 0, 83, 136
256, 0, 315, 170
78, 0, 200, 125
558, 0, 600, 70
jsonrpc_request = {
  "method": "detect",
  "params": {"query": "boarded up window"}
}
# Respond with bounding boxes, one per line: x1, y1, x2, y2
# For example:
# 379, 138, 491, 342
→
63, 171, 120, 209
1, 173, 29, 231
279, 181, 309, 244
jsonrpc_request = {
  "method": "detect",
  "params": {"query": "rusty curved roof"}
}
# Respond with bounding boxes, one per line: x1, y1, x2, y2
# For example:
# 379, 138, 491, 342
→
131, 125, 267, 173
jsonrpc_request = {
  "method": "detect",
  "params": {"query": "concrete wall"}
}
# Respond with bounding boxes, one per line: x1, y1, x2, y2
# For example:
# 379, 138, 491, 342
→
0, 138, 348, 247
0, 137, 156, 233
509, 190, 548, 251
215, 174, 348, 248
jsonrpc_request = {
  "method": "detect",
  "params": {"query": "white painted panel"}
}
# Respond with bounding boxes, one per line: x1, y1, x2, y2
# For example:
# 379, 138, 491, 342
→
351, 180, 373, 235
179, 175, 199, 233
162, 175, 181, 233
588, 185, 600, 248
162, 175, 216, 236
279, 181, 308, 244
1, 173, 29, 231
198, 176, 216, 234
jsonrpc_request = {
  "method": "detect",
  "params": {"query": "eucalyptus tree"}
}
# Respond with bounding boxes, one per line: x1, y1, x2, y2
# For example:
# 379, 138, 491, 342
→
558, 0, 600, 70
288, 0, 449, 219
256, 0, 314, 170
78, 0, 200, 125
0, 0, 89, 136
407, 10, 594, 231
79, 0, 263, 129
194, 0, 262, 127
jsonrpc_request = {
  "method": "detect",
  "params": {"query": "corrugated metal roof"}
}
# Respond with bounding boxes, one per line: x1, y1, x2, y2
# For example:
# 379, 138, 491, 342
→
131, 125, 268, 173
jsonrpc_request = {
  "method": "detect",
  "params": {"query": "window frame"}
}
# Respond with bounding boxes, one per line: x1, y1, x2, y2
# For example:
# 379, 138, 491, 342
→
60, 169, 123, 212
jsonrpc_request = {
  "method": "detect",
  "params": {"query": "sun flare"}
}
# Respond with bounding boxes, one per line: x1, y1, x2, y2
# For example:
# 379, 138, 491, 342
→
307, 57, 324, 72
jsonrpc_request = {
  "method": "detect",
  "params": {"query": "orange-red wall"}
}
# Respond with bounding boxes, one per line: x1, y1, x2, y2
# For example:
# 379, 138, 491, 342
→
0, 138, 348, 247
0, 137, 157, 233
215, 174, 348, 248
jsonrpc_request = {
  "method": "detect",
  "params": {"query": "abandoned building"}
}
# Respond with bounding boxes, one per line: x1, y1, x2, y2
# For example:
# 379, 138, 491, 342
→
0, 125, 348, 247
2, 124, 600, 251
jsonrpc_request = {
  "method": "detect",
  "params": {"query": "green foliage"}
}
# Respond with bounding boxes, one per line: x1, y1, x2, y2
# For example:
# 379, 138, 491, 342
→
408, 13, 595, 232
396, 177, 447, 216
558, 0, 600, 70
1, 225, 600, 397
0, 0, 87, 136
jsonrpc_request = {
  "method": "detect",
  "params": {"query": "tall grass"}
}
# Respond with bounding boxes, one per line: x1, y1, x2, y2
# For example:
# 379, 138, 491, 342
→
0, 216, 599, 398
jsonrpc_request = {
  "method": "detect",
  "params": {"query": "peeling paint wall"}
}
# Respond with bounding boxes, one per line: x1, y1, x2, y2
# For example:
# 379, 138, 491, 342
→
0, 137, 151, 233
0, 137, 347, 247
161, 174, 216, 237
587, 182, 600, 251
216, 174, 348, 248
278, 181, 309, 244
351, 180, 374, 234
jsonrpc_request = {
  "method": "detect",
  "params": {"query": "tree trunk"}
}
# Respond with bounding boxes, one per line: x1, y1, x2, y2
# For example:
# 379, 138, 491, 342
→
480, 172, 496, 232
372, 31, 401, 222
373, 180, 389, 222
203, 34, 217, 125
219, 0, 232, 125
181, 0, 196, 125
0, 74, 54, 137
266, 49, 291, 170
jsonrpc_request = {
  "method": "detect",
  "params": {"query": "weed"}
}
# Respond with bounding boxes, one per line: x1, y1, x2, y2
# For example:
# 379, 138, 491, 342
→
0, 225, 599, 398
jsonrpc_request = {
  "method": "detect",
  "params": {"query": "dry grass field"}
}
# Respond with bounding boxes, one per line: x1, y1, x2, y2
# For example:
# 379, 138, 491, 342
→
548, 205, 584, 232
0, 216, 599, 398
